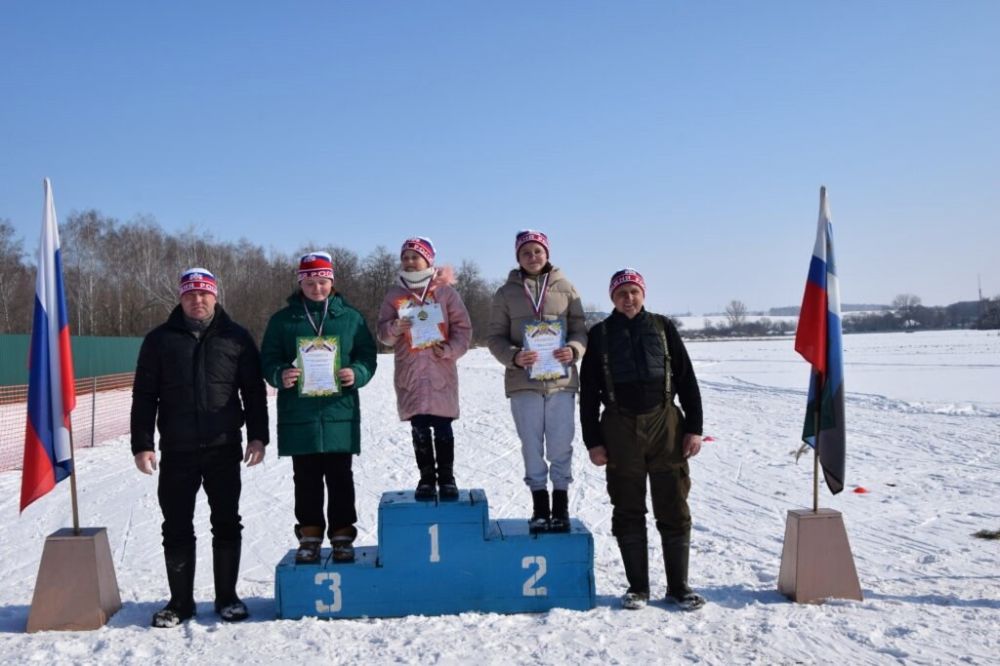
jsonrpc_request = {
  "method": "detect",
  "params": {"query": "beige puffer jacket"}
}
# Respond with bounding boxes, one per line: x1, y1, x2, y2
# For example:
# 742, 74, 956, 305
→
487, 265, 587, 397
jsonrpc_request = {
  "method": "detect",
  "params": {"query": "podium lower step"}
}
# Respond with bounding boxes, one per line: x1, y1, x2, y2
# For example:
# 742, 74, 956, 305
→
274, 489, 595, 619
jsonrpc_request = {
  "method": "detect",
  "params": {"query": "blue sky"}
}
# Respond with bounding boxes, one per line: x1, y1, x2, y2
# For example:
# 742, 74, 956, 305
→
2, 1, 997, 314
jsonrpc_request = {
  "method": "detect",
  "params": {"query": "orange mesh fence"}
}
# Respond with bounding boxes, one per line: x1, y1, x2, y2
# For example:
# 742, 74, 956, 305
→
0, 373, 135, 473
1, 375, 278, 473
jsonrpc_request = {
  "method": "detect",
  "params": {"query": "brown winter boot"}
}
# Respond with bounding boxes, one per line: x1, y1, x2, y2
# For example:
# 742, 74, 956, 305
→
295, 525, 324, 564
330, 526, 357, 563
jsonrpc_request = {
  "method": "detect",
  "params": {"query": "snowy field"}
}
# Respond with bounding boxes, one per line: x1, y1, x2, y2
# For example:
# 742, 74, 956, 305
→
1, 329, 998, 664
674, 314, 800, 331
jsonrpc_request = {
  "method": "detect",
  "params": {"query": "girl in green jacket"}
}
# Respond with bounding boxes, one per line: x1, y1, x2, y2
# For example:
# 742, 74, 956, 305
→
260, 251, 377, 564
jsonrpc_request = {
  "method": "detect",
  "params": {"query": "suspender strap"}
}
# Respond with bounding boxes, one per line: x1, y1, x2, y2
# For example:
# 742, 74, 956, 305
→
652, 315, 672, 401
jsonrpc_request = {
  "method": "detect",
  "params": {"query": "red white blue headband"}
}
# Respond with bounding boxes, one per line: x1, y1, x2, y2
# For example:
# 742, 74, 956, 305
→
401, 237, 436, 265
298, 251, 334, 282
515, 229, 550, 258
609, 268, 646, 298
179, 268, 218, 296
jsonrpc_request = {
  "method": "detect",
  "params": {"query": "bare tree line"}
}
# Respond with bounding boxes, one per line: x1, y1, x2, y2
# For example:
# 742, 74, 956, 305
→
0, 220, 33, 333
7, 212, 997, 342
0, 213, 500, 344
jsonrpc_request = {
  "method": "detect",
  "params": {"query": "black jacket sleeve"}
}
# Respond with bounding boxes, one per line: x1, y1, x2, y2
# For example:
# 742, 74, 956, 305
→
665, 319, 703, 435
238, 330, 270, 445
579, 325, 605, 449
130, 331, 161, 455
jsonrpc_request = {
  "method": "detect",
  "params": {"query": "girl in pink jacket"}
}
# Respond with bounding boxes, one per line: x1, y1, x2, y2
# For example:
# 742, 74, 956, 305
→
377, 237, 473, 501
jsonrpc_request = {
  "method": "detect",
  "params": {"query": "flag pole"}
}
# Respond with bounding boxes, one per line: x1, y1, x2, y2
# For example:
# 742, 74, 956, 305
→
812, 185, 827, 513
812, 405, 820, 512
68, 425, 81, 535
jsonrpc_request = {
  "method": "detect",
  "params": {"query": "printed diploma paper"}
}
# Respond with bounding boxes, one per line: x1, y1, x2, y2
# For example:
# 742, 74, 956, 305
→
398, 303, 446, 349
296, 336, 341, 396
523, 320, 568, 381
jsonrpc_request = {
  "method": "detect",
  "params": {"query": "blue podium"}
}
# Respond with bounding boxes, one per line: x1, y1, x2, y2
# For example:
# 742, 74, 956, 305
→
274, 489, 595, 619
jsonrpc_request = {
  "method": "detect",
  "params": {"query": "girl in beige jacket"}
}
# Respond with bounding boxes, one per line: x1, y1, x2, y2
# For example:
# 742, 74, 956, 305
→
487, 230, 587, 532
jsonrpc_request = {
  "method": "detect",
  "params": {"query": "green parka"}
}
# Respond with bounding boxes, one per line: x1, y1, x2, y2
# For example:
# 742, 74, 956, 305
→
260, 291, 377, 456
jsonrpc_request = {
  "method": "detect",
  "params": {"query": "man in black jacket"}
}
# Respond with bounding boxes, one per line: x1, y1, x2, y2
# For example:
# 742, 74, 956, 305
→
580, 268, 705, 612
131, 268, 268, 628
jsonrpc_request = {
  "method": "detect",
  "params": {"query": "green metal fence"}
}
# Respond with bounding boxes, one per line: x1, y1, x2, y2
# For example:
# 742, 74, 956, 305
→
0, 334, 143, 386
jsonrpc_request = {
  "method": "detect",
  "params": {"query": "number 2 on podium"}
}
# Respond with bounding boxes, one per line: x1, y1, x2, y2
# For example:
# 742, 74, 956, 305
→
522, 556, 548, 596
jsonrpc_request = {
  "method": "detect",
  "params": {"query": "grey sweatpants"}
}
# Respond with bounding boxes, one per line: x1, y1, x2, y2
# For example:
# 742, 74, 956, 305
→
509, 390, 576, 491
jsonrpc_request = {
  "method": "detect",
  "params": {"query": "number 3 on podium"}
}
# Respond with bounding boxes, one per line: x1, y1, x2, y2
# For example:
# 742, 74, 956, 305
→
315, 572, 342, 613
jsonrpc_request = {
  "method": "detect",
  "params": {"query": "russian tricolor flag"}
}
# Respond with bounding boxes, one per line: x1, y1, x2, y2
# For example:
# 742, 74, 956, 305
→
794, 186, 846, 495
20, 178, 76, 512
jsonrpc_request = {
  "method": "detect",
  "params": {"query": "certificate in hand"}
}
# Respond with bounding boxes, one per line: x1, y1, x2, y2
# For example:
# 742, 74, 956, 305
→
296, 336, 341, 397
398, 302, 446, 350
523, 320, 568, 381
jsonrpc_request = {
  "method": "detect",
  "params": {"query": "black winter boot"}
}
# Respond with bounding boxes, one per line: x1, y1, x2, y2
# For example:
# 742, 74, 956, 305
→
152, 545, 197, 628
549, 489, 570, 532
213, 541, 248, 622
529, 489, 550, 533
617, 534, 650, 609
662, 532, 705, 611
412, 428, 437, 501
435, 434, 459, 501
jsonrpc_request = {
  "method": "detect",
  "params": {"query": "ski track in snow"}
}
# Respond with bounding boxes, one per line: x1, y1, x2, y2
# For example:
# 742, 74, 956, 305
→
1, 330, 998, 664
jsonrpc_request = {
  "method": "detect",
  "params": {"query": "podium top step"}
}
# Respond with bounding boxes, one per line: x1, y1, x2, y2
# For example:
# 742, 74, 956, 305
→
378, 489, 490, 529
379, 488, 487, 508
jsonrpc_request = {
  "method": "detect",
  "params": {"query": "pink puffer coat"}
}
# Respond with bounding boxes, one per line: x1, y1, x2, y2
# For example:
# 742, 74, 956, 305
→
377, 268, 472, 421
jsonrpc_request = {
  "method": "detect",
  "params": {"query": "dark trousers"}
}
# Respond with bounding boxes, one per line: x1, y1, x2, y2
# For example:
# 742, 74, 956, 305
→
292, 452, 357, 538
601, 404, 691, 540
410, 414, 454, 440
158, 444, 243, 550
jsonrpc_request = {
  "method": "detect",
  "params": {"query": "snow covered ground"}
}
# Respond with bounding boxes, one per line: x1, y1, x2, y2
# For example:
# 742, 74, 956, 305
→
674, 314, 800, 331
1, 329, 998, 664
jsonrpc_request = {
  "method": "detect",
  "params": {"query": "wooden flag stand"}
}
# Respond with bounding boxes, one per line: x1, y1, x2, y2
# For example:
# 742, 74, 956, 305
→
777, 508, 862, 603
777, 409, 862, 604
27, 527, 122, 632
26, 433, 122, 633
